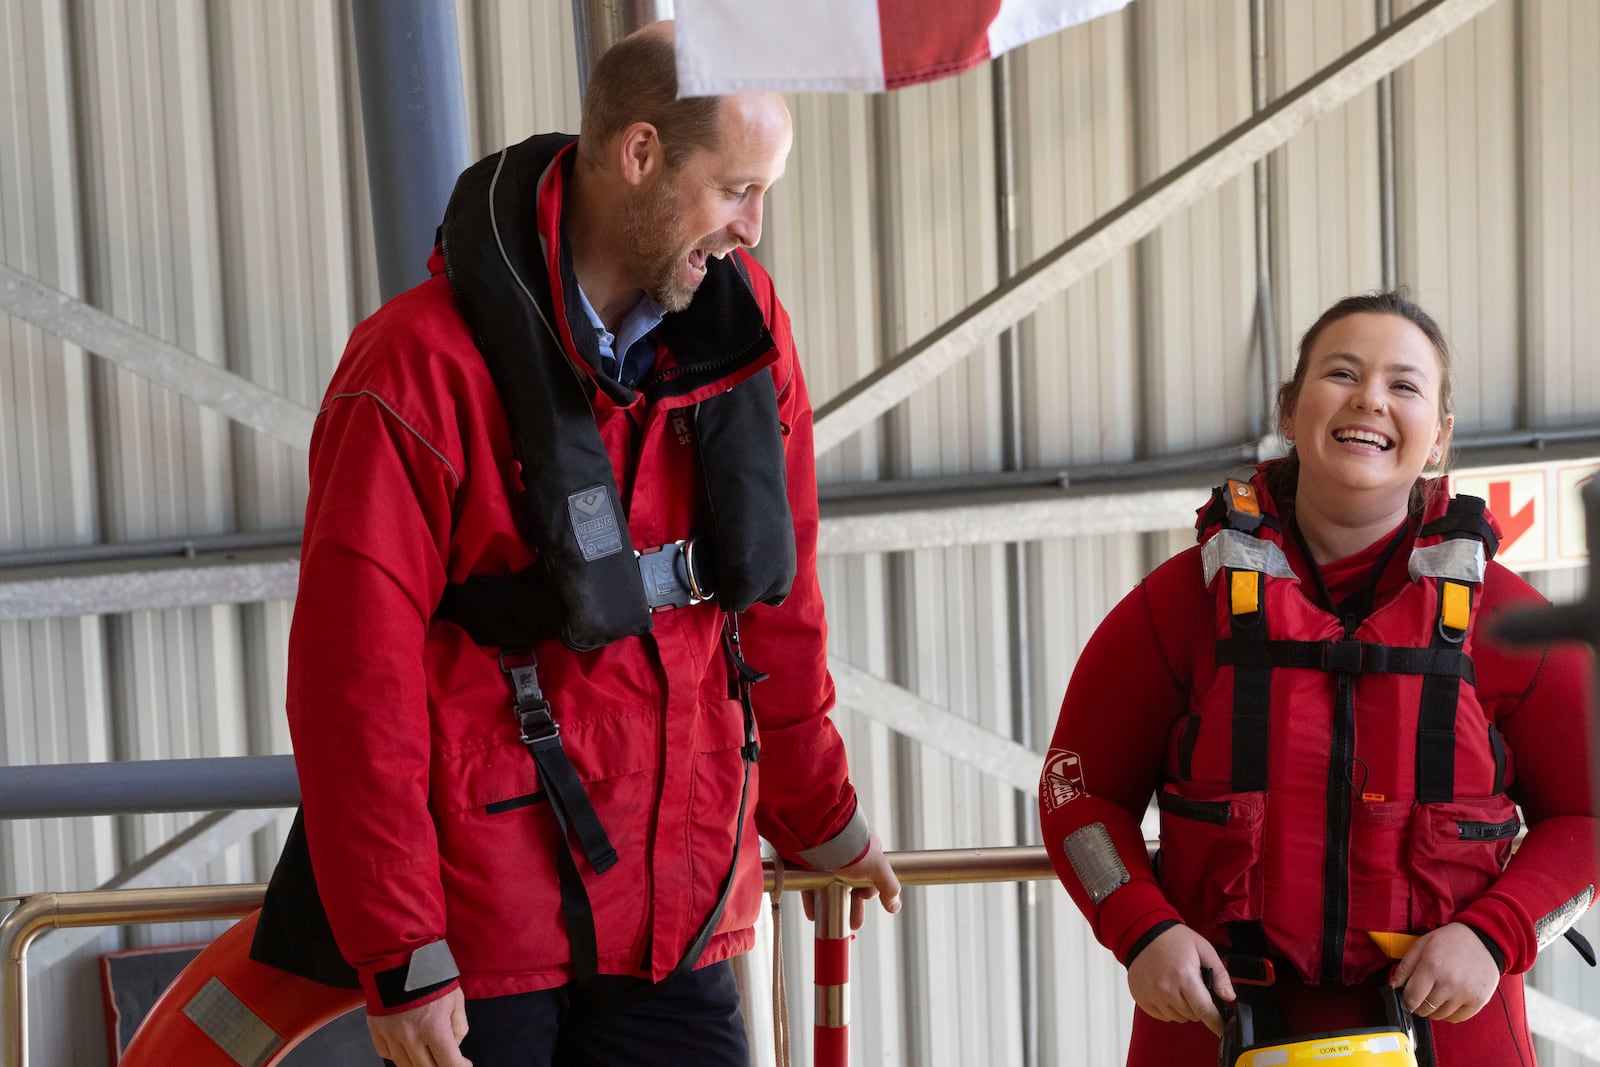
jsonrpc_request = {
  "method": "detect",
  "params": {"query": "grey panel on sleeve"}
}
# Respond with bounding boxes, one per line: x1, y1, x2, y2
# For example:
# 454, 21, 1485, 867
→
796, 806, 870, 871
1536, 886, 1595, 950
1064, 823, 1130, 905
181, 977, 285, 1067
405, 938, 461, 991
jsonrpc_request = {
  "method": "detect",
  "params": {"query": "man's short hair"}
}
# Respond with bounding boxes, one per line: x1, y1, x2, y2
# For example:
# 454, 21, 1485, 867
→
579, 31, 723, 169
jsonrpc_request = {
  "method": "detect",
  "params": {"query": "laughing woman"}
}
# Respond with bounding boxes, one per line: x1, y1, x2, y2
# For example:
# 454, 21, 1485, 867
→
1039, 291, 1597, 1065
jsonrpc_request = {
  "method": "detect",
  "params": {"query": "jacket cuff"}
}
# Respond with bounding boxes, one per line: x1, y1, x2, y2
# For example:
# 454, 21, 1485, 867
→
358, 940, 461, 1016
796, 805, 870, 871
1098, 880, 1185, 965
1461, 922, 1508, 974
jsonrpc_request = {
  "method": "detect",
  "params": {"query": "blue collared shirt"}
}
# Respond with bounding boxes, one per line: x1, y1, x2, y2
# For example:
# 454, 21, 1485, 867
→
575, 285, 666, 388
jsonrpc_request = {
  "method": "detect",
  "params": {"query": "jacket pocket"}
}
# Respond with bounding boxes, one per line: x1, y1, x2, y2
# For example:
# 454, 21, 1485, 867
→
1347, 800, 1413, 936
1156, 788, 1267, 931
686, 699, 762, 938
1409, 794, 1519, 930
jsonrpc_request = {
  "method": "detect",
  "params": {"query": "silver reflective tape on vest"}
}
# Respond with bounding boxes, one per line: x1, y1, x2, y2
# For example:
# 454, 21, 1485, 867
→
181, 977, 285, 1067
1201, 529, 1296, 587
1408, 538, 1486, 583
1063, 823, 1130, 905
1536, 885, 1595, 950
405, 938, 461, 991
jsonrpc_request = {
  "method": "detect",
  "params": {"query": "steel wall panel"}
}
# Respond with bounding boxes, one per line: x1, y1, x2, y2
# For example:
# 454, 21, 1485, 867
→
1, 2, 122, 1063
1522, 0, 1600, 426
462, 0, 583, 155
1271, 0, 1385, 387
1397, 0, 1521, 431
1013, 12, 1137, 467
1134, 0, 1257, 454
867, 59, 1031, 1066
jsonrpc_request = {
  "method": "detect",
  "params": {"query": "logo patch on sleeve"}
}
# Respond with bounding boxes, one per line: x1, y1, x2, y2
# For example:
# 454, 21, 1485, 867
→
568, 486, 624, 561
1042, 749, 1087, 813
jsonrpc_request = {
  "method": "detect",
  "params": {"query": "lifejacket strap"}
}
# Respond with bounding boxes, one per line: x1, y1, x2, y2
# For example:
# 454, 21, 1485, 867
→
500, 652, 618, 875
1215, 637, 1476, 683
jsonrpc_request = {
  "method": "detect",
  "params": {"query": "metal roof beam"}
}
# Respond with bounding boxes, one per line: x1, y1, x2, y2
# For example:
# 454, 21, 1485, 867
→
4, 434, 1593, 622
811, 0, 1499, 455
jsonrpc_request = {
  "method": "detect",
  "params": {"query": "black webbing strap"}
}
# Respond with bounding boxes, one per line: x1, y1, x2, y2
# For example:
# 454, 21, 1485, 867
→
1227, 569, 1272, 794
1419, 494, 1500, 559
499, 651, 618, 992
1214, 638, 1476, 683
1415, 581, 1470, 804
1224, 920, 1276, 987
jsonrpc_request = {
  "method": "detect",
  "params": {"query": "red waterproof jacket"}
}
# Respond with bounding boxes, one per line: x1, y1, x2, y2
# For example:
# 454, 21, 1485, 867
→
1040, 468, 1596, 990
287, 143, 865, 1015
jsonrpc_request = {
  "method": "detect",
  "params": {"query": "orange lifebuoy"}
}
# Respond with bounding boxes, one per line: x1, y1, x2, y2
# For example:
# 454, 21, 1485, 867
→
120, 909, 363, 1066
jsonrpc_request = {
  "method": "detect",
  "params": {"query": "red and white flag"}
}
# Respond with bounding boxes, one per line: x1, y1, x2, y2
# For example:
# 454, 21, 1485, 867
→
675, 0, 1134, 95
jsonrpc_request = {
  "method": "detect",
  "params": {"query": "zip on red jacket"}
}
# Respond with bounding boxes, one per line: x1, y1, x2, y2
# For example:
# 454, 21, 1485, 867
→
285, 138, 868, 1016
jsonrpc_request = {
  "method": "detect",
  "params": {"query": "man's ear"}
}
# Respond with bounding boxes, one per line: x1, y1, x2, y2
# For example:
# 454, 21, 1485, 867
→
617, 122, 663, 186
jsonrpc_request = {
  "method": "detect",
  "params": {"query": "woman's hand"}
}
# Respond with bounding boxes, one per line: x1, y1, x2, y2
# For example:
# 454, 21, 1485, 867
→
1126, 924, 1236, 1035
1390, 923, 1502, 1023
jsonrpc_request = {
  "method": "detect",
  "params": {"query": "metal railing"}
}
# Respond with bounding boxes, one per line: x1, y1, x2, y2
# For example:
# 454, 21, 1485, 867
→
0, 847, 1054, 1067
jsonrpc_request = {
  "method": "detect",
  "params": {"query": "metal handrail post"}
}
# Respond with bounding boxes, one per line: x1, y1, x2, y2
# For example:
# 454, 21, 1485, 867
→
0, 884, 264, 1067
813, 881, 852, 1067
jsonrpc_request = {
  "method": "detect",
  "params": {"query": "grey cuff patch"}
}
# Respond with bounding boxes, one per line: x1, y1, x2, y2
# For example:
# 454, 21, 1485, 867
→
1201, 529, 1296, 587
182, 977, 285, 1067
1409, 539, 1487, 583
405, 939, 461, 992
1536, 886, 1595, 951
1064, 823, 1130, 905
797, 806, 871, 871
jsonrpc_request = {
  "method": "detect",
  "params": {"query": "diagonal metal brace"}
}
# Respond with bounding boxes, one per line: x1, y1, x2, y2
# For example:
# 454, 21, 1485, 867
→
812, 0, 1499, 455
0, 263, 316, 450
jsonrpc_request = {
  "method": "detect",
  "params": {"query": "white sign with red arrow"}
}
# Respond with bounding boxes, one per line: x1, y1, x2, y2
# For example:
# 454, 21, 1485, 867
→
1453, 458, 1600, 572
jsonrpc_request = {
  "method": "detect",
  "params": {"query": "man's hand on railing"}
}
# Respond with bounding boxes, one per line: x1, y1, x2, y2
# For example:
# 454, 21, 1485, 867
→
802, 830, 903, 929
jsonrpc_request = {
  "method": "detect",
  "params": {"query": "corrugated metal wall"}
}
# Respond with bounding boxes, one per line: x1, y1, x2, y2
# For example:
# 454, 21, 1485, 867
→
2, 1, 1597, 1065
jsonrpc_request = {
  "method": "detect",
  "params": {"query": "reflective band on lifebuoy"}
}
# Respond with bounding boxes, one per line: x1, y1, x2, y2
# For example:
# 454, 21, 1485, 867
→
120, 909, 362, 1067
181, 977, 284, 1067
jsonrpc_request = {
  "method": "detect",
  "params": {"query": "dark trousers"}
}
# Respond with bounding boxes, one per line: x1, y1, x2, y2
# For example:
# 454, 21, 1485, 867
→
450, 961, 749, 1067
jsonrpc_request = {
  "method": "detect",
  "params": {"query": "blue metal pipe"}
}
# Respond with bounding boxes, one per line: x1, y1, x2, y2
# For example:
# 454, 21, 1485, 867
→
350, 0, 472, 302
0, 757, 300, 819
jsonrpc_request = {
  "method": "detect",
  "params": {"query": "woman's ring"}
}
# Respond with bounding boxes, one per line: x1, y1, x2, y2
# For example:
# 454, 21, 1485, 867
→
1420, 997, 1437, 1012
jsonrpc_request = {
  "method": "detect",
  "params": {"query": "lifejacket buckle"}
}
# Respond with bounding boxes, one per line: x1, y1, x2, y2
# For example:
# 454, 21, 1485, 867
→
516, 702, 559, 746
1222, 954, 1276, 987
636, 538, 714, 611
1321, 639, 1366, 674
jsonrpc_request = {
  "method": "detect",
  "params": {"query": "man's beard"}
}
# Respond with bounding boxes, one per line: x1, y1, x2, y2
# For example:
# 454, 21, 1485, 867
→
620, 176, 700, 313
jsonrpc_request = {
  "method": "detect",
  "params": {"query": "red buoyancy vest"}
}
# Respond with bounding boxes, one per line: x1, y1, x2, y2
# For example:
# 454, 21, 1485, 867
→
1158, 467, 1510, 987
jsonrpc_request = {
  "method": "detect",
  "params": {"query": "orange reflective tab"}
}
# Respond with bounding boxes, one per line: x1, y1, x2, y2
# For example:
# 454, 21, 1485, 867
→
1230, 571, 1260, 617
1227, 478, 1261, 517
1442, 580, 1472, 632
1367, 930, 1418, 959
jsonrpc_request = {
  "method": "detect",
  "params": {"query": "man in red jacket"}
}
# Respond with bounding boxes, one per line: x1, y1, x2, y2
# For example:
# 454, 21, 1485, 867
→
281, 21, 899, 1067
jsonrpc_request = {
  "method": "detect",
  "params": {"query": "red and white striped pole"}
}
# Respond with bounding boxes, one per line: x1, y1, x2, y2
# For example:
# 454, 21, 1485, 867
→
813, 881, 852, 1067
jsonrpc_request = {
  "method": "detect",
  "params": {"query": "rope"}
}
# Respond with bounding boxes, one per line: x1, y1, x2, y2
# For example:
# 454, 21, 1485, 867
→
769, 854, 791, 1067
